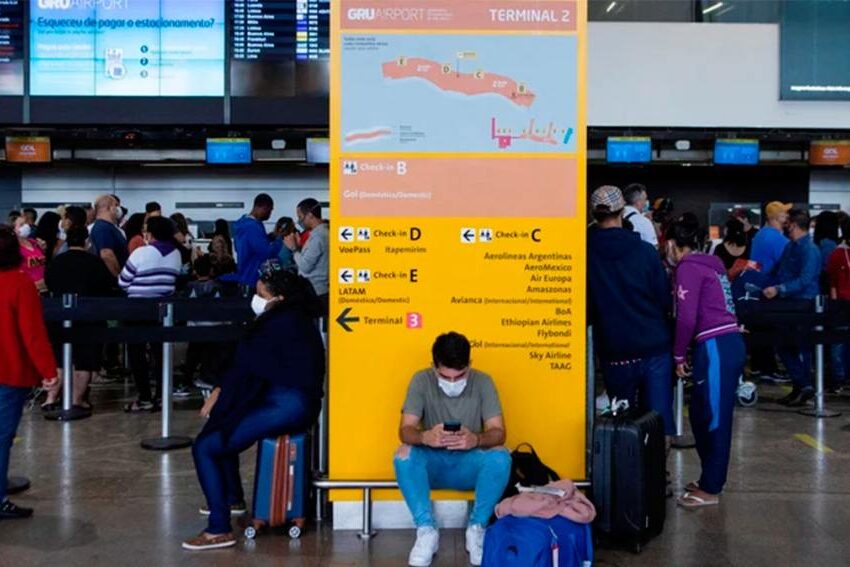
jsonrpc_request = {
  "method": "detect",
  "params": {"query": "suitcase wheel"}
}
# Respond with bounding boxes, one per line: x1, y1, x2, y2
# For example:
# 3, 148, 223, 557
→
288, 525, 302, 539
736, 381, 758, 407
244, 526, 257, 540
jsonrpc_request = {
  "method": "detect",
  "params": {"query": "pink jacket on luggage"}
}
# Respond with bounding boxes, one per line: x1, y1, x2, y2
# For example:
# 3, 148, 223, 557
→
495, 480, 596, 524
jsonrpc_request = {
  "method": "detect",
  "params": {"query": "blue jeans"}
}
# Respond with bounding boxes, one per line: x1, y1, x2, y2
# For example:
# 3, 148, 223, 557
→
394, 446, 511, 528
830, 343, 850, 385
690, 334, 746, 495
193, 387, 314, 534
0, 385, 29, 504
778, 347, 813, 390
602, 353, 675, 435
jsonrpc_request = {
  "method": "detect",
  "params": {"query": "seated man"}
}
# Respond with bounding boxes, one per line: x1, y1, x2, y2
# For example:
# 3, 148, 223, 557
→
394, 332, 511, 567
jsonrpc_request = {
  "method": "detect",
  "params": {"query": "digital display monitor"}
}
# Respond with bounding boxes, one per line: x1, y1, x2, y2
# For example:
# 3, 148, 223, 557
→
606, 137, 652, 163
230, 0, 329, 97
0, 0, 24, 96
781, 1, 850, 101
306, 137, 329, 164
206, 138, 252, 164
5, 136, 51, 163
714, 139, 759, 166
30, 0, 225, 97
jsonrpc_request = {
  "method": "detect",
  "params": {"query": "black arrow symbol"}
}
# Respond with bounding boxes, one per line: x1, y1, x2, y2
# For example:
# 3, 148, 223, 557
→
463, 229, 475, 242
336, 307, 360, 332
340, 228, 353, 241
340, 270, 353, 283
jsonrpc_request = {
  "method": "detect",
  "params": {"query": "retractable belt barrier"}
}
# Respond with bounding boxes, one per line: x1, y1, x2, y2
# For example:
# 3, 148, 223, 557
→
40, 295, 254, 449
738, 296, 850, 418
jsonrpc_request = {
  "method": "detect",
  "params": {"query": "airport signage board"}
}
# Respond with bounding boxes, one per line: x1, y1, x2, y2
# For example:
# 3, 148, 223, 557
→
810, 141, 850, 166
5, 136, 51, 162
330, 0, 588, 495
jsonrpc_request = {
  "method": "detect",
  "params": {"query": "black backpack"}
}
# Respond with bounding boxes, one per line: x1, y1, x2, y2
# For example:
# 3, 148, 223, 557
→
503, 443, 560, 499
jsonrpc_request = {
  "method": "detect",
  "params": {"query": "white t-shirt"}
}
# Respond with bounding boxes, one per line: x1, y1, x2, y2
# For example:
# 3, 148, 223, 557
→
623, 206, 658, 247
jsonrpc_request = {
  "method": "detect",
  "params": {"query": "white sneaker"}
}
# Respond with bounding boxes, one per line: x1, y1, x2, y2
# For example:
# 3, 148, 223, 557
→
408, 526, 439, 567
465, 524, 486, 566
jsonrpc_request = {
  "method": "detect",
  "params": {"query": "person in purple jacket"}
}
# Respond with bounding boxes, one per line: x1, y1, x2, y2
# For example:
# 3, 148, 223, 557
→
665, 219, 746, 510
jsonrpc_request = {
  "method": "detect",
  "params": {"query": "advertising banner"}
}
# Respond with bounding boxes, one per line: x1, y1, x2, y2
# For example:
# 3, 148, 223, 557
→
330, 0, 587, 497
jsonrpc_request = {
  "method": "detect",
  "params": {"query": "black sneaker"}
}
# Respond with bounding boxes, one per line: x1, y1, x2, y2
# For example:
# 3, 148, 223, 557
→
173, 386, 192, 399
0, 500, 33, 520
788, 387, 815, 408
777, 389, 802, 406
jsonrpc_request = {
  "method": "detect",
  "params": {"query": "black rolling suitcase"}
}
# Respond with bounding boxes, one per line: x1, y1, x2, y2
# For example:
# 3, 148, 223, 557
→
591, 409, 666, 553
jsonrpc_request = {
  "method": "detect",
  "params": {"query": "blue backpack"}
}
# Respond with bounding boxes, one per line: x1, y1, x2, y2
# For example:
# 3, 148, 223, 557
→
482, 515, 593, 567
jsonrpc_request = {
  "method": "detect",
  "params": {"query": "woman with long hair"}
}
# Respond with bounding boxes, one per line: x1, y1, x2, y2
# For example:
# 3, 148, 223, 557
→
714, 218, 751, 280
666, 219, 745, 510
124, 213, 147, 254
35, 211, 63, 263
183, 266, 324, 551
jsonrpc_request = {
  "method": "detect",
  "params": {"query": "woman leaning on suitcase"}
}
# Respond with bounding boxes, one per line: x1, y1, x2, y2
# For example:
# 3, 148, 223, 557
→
183, 264, 325, 551
665, 219, 746, 509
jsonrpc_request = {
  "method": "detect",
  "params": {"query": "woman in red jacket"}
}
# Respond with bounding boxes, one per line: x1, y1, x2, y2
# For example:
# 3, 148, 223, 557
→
0, 225, 59, 519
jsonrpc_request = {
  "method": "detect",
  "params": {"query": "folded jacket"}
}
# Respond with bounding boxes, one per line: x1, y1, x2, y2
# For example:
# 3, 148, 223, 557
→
495, 479, 596, 524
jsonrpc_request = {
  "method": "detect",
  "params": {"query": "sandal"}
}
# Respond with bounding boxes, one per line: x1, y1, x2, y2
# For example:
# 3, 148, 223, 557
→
677, 491, 719, 509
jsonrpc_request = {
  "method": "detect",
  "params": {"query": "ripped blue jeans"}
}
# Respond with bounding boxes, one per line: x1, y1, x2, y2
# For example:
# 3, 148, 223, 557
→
394, 446, 511, 528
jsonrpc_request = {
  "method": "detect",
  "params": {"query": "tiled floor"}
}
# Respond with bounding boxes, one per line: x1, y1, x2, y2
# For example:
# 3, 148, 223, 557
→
3, 381, 850, 566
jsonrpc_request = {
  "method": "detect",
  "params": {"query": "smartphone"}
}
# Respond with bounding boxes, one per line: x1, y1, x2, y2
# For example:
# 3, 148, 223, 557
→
444, 421, 461, 432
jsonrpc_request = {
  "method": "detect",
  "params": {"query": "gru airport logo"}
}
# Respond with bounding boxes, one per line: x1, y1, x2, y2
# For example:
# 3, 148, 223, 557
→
347, 9, 376, 21
38, 0, 129, 10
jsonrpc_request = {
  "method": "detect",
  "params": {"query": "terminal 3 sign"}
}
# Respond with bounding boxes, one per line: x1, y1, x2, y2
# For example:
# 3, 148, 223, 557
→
329, 0, 587, 496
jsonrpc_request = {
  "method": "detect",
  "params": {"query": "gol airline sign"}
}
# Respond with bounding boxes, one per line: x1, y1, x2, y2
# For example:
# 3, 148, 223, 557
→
810, 141, 850, 166
5, 137, 51, 163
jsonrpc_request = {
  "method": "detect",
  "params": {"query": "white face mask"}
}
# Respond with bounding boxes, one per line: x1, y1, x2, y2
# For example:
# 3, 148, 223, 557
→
250, 294, 268, 317
438, 377, 468, 398
16, 224, 32, 239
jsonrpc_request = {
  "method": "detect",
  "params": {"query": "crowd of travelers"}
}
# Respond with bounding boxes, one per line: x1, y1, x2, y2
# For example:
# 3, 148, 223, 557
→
1, 184, 845, 563
0, 193, 330, 525
589, 183, 847, 515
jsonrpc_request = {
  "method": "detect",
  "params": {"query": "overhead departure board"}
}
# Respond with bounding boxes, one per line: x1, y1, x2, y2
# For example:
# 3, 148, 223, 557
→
230, 0, 329, 97
30, 0, 225, 97
0, 0, 24, 96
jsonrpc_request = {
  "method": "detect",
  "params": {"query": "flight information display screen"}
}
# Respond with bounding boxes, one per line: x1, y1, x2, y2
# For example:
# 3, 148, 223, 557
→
0, 0, 24, 95
781, 1, 850, 101
230, 0, 329, 97
30, 0, 225, 97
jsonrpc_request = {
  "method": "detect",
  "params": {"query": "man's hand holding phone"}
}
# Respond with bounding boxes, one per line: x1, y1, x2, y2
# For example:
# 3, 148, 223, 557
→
422, 423, 447, 448
445, 426, 479, 451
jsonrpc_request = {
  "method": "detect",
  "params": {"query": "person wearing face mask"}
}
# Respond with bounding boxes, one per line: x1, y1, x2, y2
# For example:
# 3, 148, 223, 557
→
283, 198, 329, 318
89, 195, 128, 278
13, 215, 47, 293
394, 332, 511, 567
183, 265, 325, 551
665, 220, 745, 510
763, 209, 822, 407
622, 183, 659, 247
230, 194, 282, 289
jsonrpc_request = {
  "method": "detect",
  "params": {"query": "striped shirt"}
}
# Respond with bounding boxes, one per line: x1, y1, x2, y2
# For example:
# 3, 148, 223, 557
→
118, 241, 182, 298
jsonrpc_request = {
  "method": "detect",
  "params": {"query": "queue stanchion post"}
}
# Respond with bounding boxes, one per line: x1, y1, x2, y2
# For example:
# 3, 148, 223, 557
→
142, 303, 193, 450
800, 296, 841, 418
671, 376, 696, 449
315, 316, 329, 522
45, 294, 91, 422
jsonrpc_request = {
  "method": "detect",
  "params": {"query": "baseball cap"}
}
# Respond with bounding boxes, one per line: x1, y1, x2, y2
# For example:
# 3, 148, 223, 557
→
591, 185, 626, 213
765, 202, 792, 218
